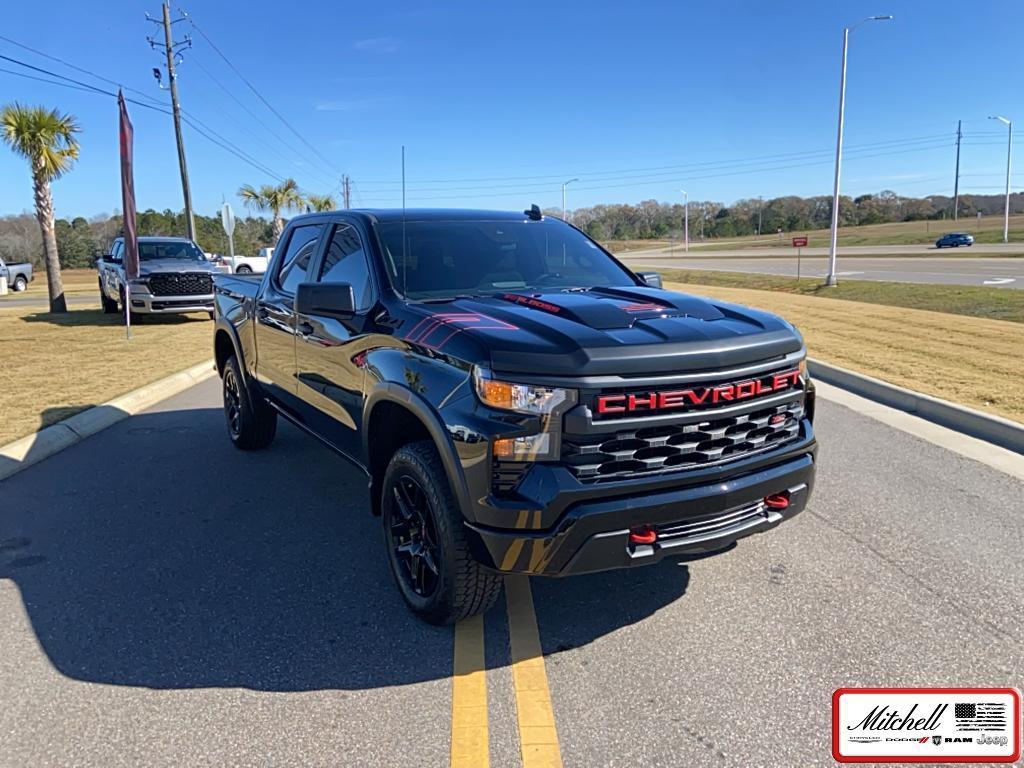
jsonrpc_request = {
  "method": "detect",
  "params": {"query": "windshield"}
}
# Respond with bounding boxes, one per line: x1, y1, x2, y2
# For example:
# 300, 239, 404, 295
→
138, 240, 206, 262
375, 219, 639, 300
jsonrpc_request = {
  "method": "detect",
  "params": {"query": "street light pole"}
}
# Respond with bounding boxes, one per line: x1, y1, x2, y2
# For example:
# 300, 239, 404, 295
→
825, 15, 892, 287
989, 116, 1012, 244
561, 178, 579, 223
680, 189, 689, 253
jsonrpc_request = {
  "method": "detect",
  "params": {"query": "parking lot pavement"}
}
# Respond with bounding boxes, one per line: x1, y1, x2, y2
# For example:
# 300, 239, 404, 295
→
2, 376, 1022, 767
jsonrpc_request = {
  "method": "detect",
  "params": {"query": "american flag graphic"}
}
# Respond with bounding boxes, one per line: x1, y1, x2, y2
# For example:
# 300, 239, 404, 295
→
954, 702, 1007, 731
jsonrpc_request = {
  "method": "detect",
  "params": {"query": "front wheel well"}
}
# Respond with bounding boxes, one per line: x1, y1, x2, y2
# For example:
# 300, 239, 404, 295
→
366, 401, 433, 516
214, 329, 235, 376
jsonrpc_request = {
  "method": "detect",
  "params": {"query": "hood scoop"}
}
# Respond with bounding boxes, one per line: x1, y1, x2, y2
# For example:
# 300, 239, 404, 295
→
497, 287, 725, 330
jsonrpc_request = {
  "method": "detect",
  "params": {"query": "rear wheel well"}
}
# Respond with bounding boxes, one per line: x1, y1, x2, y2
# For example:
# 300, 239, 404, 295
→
367, 401, 433, 516
214, 330, 235, 376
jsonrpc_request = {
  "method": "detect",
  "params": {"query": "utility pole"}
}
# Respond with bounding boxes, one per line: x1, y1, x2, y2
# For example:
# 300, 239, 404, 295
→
757, 196, 763, 235
826, 15, 893, 287
342, 175, 351, 209
149, 3, 195, 240
989, 115, 1012, 243
561, 178, 579, 222
953, 120, 962, 220
680, 189, 689, 253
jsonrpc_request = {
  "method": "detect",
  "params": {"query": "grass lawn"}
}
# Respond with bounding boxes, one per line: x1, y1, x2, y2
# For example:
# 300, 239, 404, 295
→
602, 211, 1024, 250
9, 267, 98, 299
664, 279, 1024, 423
0, 302, 213, 445
653, 268, 1024, 324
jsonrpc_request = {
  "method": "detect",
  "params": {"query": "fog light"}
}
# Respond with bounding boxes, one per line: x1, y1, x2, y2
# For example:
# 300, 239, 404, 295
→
764, 492, 790, 510
493, 433, 551, 461
628, 525, 657, 545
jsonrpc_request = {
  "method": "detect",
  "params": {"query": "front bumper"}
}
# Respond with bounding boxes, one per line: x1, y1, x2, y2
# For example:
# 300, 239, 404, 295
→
465, 433, 816, 576
129, 292, 215, 314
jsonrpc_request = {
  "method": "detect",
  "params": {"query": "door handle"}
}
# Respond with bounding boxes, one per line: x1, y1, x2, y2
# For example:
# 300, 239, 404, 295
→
297, 321, 314, 336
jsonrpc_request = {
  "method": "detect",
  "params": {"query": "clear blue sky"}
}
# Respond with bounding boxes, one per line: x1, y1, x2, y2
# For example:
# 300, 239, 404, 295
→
0, 0, 1020, 219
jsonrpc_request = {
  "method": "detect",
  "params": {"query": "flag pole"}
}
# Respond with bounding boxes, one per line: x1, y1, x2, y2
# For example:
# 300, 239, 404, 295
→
118, 89, 139, 341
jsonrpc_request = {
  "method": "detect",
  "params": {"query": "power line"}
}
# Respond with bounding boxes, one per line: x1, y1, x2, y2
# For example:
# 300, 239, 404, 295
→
186, 53, 338, 189
0, 34, 165, 108
0, 52, 304, 185
355, 141, 953, 202
181, 9, 344, 176
357, 133, 954, 187
0, 53, 171, 114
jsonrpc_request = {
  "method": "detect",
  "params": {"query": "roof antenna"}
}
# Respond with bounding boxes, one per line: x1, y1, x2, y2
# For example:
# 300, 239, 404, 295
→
401, 145, 407, 298
524, 203, 542, 221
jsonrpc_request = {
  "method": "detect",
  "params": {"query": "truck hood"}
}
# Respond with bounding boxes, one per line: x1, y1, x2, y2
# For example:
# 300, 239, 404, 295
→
406, 286, 803, 376
138, 259, 217, 276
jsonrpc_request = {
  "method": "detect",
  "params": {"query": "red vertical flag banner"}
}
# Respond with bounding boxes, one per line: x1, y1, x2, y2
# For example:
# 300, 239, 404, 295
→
118, 91, 139, 281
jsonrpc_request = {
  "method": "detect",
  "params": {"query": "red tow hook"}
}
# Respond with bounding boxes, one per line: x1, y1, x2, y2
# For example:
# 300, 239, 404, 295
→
764, 491, 790, 511
628, 525, 658, 545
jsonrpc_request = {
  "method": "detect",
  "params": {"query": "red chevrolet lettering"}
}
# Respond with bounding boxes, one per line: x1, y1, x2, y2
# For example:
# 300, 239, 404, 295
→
596, 394, 626, 414
596, 369, 801, 415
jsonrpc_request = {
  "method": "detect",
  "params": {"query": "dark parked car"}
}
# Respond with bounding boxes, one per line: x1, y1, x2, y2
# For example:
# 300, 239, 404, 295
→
935, 232, 974, 248
212, 207, 817, 623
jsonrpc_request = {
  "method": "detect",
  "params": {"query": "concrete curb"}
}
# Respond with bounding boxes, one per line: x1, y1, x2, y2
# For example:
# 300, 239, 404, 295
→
0, 359, 216, 482
808, 358, 1024, 455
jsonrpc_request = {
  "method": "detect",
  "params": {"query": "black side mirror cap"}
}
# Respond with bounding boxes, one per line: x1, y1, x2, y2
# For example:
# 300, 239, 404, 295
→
294, 281, 355, 317
636, 271, 663, 289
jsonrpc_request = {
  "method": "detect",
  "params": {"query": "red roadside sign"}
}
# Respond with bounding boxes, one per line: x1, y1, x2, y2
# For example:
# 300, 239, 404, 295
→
792, 236, 808, 248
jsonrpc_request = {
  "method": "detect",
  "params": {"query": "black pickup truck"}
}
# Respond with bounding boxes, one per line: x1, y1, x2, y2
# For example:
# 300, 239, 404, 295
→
213, 207, 816, 623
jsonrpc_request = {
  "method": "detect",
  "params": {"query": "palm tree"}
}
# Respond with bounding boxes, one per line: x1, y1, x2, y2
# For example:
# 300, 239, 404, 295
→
238, 178, 304, 242
306, 193, 336, 212
1, 103, 81, 313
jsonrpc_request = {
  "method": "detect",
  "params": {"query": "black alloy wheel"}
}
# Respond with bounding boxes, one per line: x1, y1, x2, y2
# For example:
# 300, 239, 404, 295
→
223, 365, 243, 439
386, 474, 442, 598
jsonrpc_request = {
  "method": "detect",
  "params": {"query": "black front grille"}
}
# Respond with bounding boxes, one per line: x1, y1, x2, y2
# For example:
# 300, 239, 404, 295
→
148, 272, 213, 296
562, 401, 803, 481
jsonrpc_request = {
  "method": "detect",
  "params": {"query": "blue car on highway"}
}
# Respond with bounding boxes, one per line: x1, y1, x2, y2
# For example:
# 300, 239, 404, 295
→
935, 232, 974, 248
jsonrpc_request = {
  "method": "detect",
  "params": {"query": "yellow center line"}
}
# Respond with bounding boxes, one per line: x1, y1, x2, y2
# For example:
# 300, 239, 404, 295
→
451, 613, 489, 767
505, 575, 564, 768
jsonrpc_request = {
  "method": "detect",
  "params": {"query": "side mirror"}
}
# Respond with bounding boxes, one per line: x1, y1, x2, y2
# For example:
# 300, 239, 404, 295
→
105, 254, 122, 265
636, 271, 663, 289
295, 281, 355, 317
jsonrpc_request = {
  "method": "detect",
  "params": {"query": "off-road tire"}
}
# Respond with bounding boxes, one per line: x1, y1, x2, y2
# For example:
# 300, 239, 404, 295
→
382, 440, 502, 624
100, 281, 119, 313
13, 275, 28, 292
222, 354, 277, 450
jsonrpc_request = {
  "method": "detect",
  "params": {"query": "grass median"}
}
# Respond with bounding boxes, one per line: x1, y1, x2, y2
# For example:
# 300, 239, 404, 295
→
663, 278, 1024, 423
0, 303, 213, 446
653, 268, 1024, 324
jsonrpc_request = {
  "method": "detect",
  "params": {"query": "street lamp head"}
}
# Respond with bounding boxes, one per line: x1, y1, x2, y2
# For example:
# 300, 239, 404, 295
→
563, 178, 579, 186
850, 14, 893, 29
989, 115, 1011, 125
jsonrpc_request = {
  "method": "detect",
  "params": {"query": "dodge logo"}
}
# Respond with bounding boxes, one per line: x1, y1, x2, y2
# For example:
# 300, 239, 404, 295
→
595, 369, 800, 416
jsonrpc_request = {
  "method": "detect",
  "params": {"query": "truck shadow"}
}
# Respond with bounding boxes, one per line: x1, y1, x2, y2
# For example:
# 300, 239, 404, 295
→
18, 308, 209, 327
0, 404, 691, 692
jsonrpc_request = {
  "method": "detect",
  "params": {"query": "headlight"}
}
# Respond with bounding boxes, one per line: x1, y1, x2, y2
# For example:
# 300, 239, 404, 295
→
798, 358, 808, 379
128, 278, 149, 293
473, 367, 574, 414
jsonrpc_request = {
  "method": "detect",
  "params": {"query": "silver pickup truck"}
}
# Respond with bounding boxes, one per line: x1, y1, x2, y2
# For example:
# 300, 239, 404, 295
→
98, 236, 217, 317
0, 257, 33, 292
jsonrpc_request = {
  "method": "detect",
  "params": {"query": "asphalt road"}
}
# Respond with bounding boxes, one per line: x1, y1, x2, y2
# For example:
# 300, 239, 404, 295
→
0, 293, 96, 309
627, 242, 1024, 257
622, 254, 1024, 288
2, 378, 1022, 767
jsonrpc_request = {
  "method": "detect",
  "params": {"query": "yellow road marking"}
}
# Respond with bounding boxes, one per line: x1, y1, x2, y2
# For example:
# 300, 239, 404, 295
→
451, 614, 489, 768
505, 575, 564, 768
